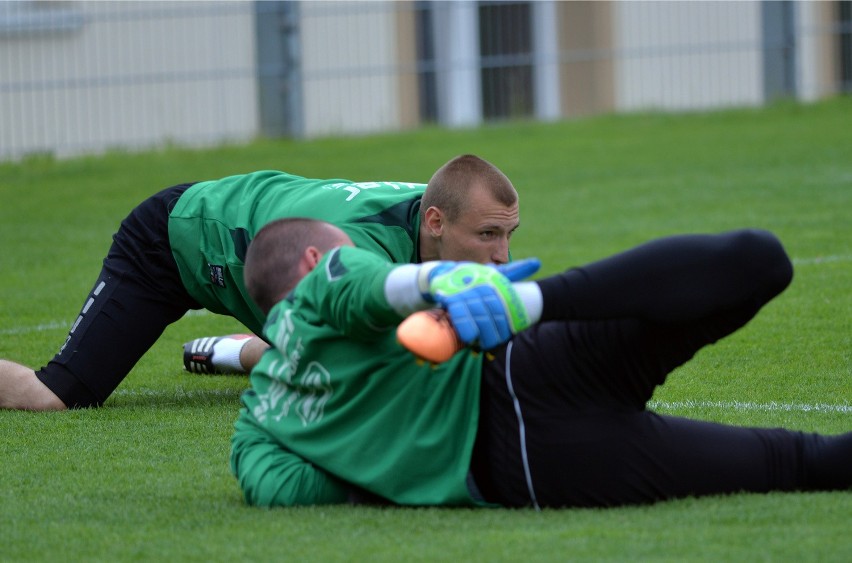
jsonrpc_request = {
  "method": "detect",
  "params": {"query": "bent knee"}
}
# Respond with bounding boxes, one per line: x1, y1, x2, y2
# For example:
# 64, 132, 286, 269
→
729, 229, 793, 294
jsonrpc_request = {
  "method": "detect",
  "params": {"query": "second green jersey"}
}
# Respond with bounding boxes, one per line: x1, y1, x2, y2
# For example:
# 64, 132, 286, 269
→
233, 247, 486, 506
167, 170, 425, 335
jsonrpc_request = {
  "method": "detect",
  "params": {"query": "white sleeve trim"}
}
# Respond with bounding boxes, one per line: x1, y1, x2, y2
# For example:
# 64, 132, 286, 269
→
384, 264, 432, 317
513, 281, 543, 325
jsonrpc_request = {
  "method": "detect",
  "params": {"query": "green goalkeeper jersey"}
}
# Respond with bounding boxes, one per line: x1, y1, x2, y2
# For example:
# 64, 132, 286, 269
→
167, 170, 425, 335
231, 246, 486, 506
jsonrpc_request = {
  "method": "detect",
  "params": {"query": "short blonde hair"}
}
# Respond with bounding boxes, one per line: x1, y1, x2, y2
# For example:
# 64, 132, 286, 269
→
421, 155, 518, 222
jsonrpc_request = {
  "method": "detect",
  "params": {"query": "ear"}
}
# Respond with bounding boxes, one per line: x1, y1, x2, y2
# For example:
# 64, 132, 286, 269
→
298, 246, 324, 277
307, 246, 325, 269
424, 206, 444, 238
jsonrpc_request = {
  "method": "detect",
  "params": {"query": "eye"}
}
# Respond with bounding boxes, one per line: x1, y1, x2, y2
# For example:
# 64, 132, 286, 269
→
480, 230, 496, 240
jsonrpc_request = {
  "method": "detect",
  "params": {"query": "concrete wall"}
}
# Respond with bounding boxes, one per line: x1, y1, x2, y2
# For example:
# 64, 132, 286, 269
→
0, 0, 845, 161
613, 1, 764, 111
0, 1, 257, 159
298, 1, 409, 137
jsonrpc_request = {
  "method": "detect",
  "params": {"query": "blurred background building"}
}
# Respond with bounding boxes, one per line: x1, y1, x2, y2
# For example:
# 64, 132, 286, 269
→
1, 0, 850, 161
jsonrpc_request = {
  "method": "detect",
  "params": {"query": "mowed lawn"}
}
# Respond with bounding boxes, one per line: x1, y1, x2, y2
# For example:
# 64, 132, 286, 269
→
1, 98, 850, 561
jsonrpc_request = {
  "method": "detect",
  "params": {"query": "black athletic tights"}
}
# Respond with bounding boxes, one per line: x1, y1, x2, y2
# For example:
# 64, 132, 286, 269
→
472, 229, 851, 508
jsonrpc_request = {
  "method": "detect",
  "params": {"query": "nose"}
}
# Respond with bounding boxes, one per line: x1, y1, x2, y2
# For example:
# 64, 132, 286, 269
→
491, 238, 510, 265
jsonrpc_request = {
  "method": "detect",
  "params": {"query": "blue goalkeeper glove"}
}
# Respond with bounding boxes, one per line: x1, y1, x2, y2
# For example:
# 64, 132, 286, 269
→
419, 258, 541, 349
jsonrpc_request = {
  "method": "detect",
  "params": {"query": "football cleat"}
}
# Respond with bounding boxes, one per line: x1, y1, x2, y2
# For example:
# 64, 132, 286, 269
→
182, 334, 252, 374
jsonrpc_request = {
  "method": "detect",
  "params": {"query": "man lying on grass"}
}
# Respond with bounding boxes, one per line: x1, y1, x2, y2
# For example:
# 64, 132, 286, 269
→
0, 155, 520, 410
231, 218, 851, 508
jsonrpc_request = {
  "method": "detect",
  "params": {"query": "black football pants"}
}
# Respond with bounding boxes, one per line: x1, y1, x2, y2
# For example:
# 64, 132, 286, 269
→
471, 229, 851, 507
35, 184, 200, 407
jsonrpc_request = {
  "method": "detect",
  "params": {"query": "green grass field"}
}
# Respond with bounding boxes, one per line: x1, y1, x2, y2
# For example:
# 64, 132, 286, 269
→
1, 99, 850, 561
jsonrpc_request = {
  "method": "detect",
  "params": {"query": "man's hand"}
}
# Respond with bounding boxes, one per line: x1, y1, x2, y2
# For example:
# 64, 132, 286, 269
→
419, 258, 540, 349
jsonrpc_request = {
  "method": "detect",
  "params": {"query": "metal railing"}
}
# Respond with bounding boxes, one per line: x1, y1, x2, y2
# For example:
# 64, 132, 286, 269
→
1, 0, 849, 162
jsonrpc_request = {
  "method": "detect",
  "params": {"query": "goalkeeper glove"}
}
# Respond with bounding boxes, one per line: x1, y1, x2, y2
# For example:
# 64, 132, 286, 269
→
419, 258, 540, 349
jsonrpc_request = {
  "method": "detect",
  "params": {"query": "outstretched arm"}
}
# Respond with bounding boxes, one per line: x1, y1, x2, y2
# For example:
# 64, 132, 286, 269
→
297, 247, 540, 349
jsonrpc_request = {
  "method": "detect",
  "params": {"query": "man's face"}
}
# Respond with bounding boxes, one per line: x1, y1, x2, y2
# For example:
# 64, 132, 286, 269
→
427, 184, 519, 265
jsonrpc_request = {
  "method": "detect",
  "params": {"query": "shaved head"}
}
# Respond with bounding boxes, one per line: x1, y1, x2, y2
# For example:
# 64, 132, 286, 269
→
245, 218, 352, 314
421, 154, 518, 222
